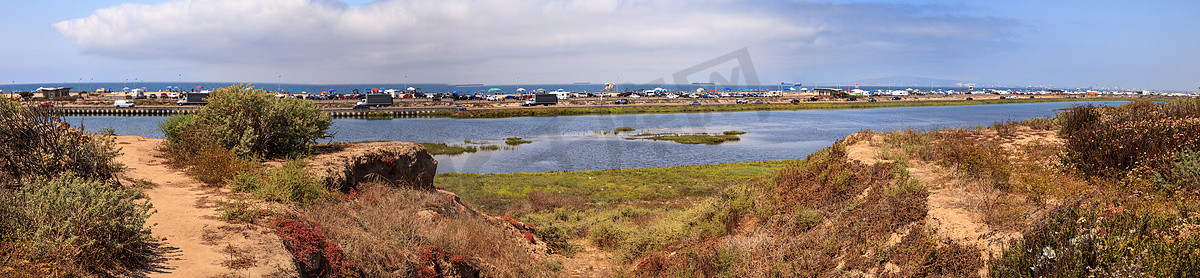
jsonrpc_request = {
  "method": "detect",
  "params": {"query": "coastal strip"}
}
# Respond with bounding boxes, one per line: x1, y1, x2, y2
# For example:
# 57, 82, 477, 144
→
42, 95, 1158, 119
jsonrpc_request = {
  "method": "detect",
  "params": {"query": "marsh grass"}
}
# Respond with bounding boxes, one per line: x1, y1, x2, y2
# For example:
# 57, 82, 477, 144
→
504, 137, 532, 146
419, 142, 479, 155
435, 160, 797, 214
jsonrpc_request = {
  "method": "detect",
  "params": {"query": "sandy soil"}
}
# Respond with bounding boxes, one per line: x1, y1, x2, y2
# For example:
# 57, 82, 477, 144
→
553, 239, 614, 278
846, 132, 1028, 277
114, 136, 296, 277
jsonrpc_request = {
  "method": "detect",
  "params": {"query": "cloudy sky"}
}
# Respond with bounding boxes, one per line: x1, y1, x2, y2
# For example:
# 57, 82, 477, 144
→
1, 0, 1197, 90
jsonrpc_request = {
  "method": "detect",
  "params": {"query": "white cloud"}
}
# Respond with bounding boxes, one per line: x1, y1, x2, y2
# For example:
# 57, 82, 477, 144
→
54, 0, 1013, 83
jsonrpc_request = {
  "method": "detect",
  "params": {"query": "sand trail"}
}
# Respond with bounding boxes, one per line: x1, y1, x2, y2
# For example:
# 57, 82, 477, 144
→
114, 136, 295, 277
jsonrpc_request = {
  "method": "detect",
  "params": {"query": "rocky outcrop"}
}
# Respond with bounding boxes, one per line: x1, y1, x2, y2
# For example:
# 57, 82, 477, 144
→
306, 142, 438, 191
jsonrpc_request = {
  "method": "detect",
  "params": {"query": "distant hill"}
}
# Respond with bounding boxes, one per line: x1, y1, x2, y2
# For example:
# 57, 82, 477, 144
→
853, 75, 976, 87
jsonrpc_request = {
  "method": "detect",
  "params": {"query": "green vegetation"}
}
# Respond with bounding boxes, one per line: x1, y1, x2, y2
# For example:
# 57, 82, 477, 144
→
462, 101, 1200, 275
988, 99, 1200, 275
722, 130, 746, 135
419, 142, 479, 155
450, 97, 1135, 119
640, 133, 742, 145
160, 83, 330, 159
614, 127, 636, 133
435, 160, 796, 213
1, 98, 148, 276
1, 175, 153, 276
505, 137, 532, 145
228, 160, 328, 204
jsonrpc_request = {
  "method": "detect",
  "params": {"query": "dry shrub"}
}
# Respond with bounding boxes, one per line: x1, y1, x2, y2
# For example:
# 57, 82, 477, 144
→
301, 183, 544, 277
1060, 100, 1200, 178
634, 139, 986, 277
0, 99, 121, 188
524, 191, 585, 212
187, 144, 259, 186
990, 119, 1022, 138
884, 226, 983, 277
1022, 116, 1056, 130
920, 130, 1013, 190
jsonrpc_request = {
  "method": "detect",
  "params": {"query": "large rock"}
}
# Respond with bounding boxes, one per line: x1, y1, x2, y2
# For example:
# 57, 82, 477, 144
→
306, 142, 438, 191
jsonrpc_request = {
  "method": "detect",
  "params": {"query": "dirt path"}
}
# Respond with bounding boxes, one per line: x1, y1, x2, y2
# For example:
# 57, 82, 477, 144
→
114, 136, 295, 277
555, 239, 614, 277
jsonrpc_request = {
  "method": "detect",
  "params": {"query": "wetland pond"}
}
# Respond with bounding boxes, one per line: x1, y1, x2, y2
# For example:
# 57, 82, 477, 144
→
67, 101, 1124, 173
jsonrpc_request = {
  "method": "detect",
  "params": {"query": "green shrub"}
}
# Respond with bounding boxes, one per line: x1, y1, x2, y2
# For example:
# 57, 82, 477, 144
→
722, 130, 746, 135
229, 160, 327, 204
543, 260, 564, 271
1153, 149, 1200, 194
614, 127, 635, 134
2, 175, 154, 274
161, 84, 330, 159
794, 209, 823, 231
0, 98, 122, 187
533, 223, 576, 256
992, 207, 1200, 276
590, 222, 630, 249
621, 220, 686, 262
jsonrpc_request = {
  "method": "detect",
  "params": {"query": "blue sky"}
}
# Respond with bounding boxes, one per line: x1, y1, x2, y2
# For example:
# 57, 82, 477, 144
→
1, 0, 1197, 90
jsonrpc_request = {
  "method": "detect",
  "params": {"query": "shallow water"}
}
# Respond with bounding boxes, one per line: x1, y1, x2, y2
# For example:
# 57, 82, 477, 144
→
65, 101, 1124, 174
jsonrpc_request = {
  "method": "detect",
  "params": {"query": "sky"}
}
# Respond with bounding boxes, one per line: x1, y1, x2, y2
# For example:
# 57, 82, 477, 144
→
1, 0, 1197, 90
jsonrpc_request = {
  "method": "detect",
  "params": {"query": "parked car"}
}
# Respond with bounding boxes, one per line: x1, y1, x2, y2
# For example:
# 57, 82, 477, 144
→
114, 100, 135, 108
868, 98, 877, 102
966, 97, 974, 100
735, 98, 748, 104
892, 96, 901, 100
846, 97, 857, 101
614, 99, 629, 105
751, 100, 764, 104
351, 104, 370, 110
168, 93, 179, 98
791, 99, 800, 104
452, 106, 467, 111
666, 94, 679, 99
807, 97, 819, 101
688, 101, 701, 106
37, 102, 53, 107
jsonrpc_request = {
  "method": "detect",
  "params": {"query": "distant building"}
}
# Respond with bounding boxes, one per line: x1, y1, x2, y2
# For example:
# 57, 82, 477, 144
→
36, 87, 71, 98
813, 88, 843, 96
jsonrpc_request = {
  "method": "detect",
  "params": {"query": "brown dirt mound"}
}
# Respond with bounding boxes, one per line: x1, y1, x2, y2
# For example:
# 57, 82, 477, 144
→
307, 142, 438, 191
